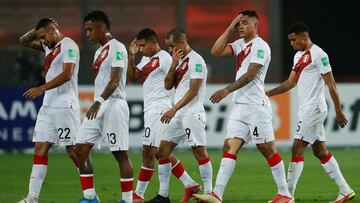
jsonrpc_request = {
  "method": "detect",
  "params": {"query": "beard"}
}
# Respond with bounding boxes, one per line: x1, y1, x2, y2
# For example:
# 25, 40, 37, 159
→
48, 41, 56, 49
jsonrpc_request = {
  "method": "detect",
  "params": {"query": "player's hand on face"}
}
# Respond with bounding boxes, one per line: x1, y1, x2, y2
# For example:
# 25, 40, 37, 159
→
336, 111, 348, 128
210, 88, 229, 103
23, 86, 45, 100
229, 14, 243, 31
129, 39, 139, 56
160, 108, 177, 124
171, 48, 184, 66
86, 102, 101, 120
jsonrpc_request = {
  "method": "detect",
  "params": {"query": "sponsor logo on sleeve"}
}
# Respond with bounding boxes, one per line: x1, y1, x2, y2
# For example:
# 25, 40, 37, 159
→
257, 49, 265, 59
321, 56, 329, 66
116, 51, 123, 61
195, 64, 203, 73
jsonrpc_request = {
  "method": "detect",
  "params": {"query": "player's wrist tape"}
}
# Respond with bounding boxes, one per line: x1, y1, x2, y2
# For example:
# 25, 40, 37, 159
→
95, 96, 105, 104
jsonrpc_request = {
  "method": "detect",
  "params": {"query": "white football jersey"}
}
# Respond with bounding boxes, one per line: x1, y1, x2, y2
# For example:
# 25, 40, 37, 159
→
42, 37, 80, 109
92, 39, 128, 100
292, 44, 332, 111
136, 50, 172, 111
229, 36, 271, 106
174, 50, 207, 114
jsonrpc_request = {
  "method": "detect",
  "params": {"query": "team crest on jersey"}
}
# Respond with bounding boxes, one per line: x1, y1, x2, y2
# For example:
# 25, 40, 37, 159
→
303, 54, 310, 63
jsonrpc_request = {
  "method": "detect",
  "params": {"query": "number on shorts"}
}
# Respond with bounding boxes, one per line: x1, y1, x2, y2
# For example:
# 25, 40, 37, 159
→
296, 121, 302, 132
107, 133, 117, 144
252, 126, 259, 137
58, 128, 70, 140
185, 128, 191, 139
144, 127, 151, 138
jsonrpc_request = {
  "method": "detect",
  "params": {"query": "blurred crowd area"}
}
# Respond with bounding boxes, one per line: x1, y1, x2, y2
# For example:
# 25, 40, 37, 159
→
0, 0, 359, 86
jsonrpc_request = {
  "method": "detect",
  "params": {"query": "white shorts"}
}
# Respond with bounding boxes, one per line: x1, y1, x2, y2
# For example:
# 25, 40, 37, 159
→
225, 103, 275, 144
76, 99, 129, 151
294, 106, 327, 144
163, 110, 206, 147
143, 108, 169, 147
33, 105, 81, 146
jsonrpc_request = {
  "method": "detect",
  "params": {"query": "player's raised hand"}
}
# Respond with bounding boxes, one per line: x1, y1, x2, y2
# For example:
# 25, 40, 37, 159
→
86, 102, 101, 120
160, 108, 177, 124
229, 14, 243, 32
23, 86, 45, 100
210, 88, 229, 103
171, 47, 183, 66
336, 111, 348, 128
129, 39, 139, 56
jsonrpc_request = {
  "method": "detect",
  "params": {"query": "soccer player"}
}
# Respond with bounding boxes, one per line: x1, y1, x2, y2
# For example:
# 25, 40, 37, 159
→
75, 10, 133, 203
266, 22, 356, 203
17, 18, 81, 203
193, 11, 294, 203
145, 29, 213, 203
127, 28, 202, 203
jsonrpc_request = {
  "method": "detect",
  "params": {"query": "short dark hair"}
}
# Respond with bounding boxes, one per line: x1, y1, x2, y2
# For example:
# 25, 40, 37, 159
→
166, 28, 186, 43
240, 10, 258, 20
287, 22, 310, 35
84, 10, 110, 30
35, 18, 58, 30
137, 28, 157, 41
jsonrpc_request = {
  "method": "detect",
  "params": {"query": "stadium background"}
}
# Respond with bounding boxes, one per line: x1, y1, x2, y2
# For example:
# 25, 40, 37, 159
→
0, 0, 359, 202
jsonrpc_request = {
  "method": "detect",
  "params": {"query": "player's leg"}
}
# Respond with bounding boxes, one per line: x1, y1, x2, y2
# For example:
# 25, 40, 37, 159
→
134, 145, 157, 201
210, 138, 244, 202
18, 106, 56, 203
66, 145, 81, 168
256, 141, 293, 202
18, 142, 52, 203
157, 140, 177, 198
287, 139, 308, 196
184, 111, 212, 199
76, 143, 98, 201
112, 150, 134, 203
312, 140, 355, 202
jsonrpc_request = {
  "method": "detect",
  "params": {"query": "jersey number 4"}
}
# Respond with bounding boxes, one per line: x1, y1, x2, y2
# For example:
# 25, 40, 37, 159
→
253, 126, 259, 137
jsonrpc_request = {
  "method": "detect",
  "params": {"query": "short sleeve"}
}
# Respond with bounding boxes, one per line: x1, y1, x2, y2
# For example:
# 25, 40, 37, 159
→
136, 56, 149, 71
62, 40, 79, 64
228, 39, 242, 56
250, 43, 268, 66
190, 57, 206, 79
316, 50, 332, 74
161, 52, 172, 74
110, 43, 126, 69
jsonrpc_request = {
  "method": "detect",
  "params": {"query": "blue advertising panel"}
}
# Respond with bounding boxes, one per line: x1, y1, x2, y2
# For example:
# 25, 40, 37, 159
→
0, 86, 43, 150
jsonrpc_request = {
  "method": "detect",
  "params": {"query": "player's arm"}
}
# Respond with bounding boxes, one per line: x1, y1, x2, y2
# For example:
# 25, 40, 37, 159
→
211, 14, 242, 57
322, 71, 348, 128
23, 63, 75, 100
161, 79, 202, 123
86, 66, 122, 120
266, 71, 297, 97
164, 48, 183, 90
210, 63, 262, 103
19, 28, 44, 52
127, 39, 142, 82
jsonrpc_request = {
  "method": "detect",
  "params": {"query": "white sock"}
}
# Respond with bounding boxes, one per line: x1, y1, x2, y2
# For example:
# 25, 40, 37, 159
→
287, 156, 304, 196
198, 157, 213, 194
120, 178, 133, 202
172, 161, 197, 188
80, 174, 96, 199
321, 153, 352, 194
28, 155, 48, 197
158, 159, 172, 197
267, 153, 291, 197
213, 153, 237, 200
135, 166, 154, 198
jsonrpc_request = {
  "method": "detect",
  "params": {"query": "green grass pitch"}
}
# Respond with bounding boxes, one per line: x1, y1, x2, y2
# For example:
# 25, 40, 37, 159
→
0, 149, 359, 203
